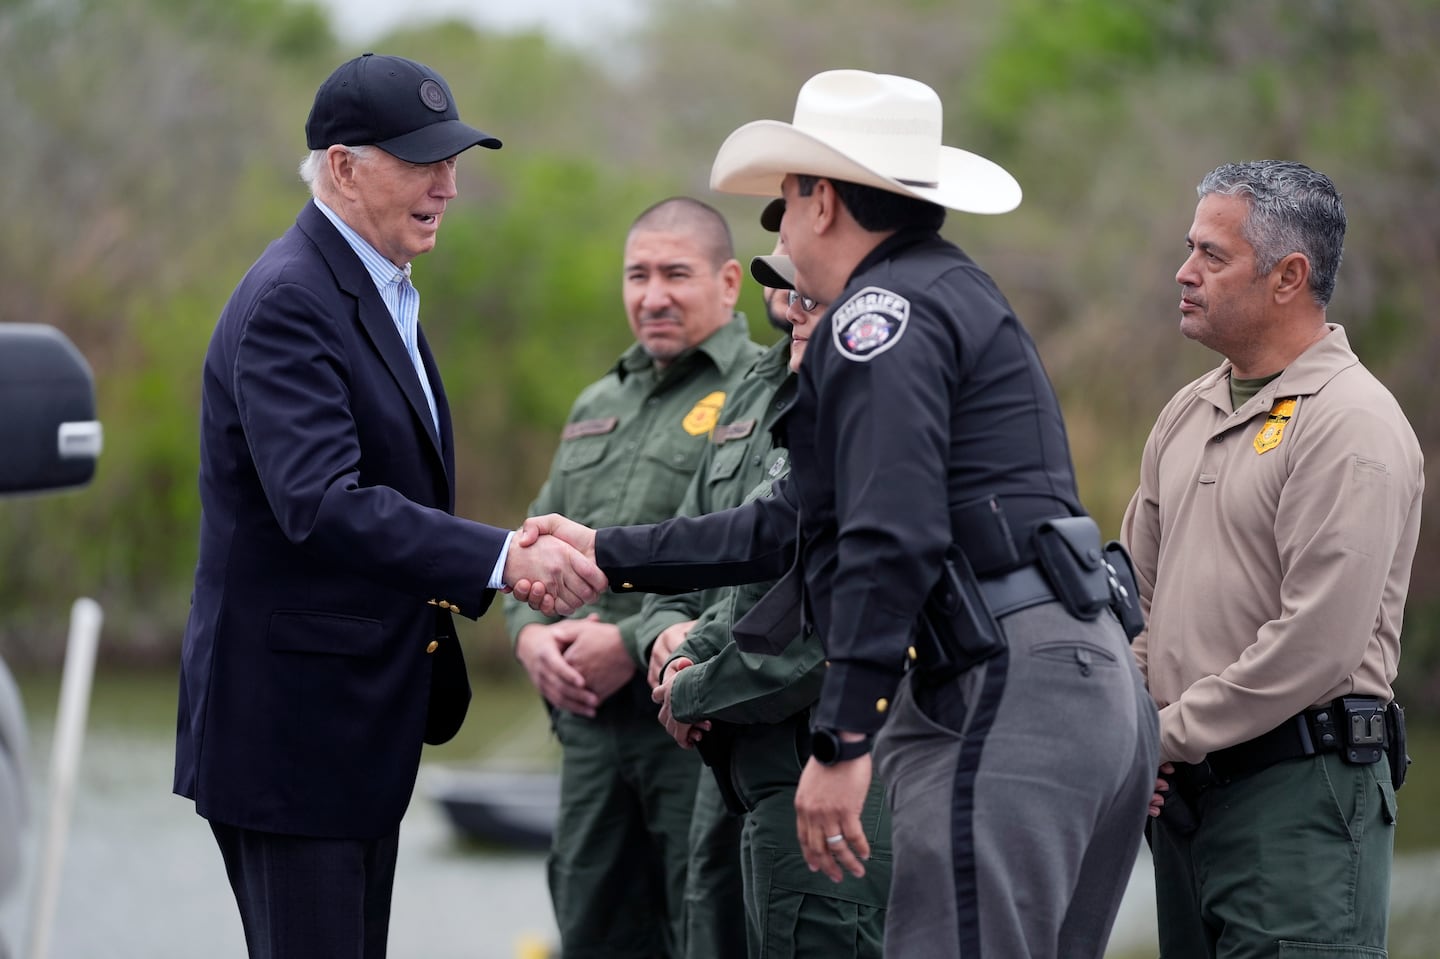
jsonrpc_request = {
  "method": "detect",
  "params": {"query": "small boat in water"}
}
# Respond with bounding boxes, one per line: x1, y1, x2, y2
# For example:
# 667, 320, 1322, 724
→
426, 766, 559, 851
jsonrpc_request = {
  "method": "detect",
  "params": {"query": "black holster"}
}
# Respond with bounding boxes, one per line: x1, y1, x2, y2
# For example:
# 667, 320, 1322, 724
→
915, 543, 1006, 682
1387, 701, 1410, 790
694, 720, 747, 815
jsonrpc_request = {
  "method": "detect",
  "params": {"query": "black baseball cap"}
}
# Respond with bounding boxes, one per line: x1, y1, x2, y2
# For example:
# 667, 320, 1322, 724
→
750, 254, 795, 290
305, 53, 502, 163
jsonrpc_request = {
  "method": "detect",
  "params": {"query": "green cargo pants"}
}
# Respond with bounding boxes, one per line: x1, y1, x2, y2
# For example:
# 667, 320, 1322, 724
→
1151, 751, 1397, 959
549, 701, 702, 958
732, 722, 891, 959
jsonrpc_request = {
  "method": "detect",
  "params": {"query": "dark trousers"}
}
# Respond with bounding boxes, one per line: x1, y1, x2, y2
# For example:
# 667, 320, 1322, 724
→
210, 820, 401, 959
1151, 752, 1395, 958
549, 703, 701, 958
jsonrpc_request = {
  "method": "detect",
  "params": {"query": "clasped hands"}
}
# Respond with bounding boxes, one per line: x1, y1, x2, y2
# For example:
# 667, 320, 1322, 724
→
648, 620, 710, 749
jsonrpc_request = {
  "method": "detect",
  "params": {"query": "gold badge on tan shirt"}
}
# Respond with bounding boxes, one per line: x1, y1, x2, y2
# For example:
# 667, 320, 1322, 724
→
682, 391, 726, 436
1254, 398, 1297, 454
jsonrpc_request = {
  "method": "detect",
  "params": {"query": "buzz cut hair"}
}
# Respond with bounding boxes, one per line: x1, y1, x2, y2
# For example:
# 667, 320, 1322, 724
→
628, 197, 737, 270
1198, 160, 1346, 307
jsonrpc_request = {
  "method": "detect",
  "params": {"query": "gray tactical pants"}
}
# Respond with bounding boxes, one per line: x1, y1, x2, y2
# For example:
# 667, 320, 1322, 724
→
874, 601, 1159, 959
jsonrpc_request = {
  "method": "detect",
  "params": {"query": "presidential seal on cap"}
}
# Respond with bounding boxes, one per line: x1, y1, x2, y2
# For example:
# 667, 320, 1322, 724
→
306, 53, 501, 164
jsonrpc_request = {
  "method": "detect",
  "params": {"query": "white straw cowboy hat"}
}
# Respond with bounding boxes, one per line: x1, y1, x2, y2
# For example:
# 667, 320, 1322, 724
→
710, 69, 1021, 215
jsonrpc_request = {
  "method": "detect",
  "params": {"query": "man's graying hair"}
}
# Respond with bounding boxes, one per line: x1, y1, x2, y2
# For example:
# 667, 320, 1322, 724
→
1198, 160, 1346, 307
298, 146, 376, 197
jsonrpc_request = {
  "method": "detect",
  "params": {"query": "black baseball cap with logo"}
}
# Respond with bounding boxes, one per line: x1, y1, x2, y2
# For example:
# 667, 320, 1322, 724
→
305, 53, 501, 163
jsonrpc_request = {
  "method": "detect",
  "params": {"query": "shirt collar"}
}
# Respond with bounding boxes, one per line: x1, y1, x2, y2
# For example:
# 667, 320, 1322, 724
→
313, 198, 411, 290
1197, 323, 1358, 417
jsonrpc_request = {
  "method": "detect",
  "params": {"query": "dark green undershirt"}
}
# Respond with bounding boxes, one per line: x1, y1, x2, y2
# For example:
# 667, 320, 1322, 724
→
1230, 371, 1282, 411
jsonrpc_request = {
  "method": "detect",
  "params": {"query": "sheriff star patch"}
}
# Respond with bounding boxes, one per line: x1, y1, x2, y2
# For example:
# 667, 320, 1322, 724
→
832, 286, 910, 362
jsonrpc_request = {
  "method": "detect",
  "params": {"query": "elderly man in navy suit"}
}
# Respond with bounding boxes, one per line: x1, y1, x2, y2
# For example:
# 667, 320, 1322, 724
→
173, 53, 606, 959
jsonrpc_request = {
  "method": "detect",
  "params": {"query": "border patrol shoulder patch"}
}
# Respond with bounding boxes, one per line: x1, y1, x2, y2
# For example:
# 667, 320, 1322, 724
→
832, 286, 910, 362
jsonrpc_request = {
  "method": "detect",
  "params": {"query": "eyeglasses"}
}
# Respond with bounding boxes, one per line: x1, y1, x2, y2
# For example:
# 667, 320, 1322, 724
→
787, 290, 819, 313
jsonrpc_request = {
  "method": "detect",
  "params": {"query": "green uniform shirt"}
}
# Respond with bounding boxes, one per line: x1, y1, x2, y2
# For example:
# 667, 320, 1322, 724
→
633, 337, 822, 724
504, 314, 763, 664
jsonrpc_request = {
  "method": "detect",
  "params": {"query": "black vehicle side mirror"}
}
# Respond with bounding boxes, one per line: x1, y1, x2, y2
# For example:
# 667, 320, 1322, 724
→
0, 324, 102, 495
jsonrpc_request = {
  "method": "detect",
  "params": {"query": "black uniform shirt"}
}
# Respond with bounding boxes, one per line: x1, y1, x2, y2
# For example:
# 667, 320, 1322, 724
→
791, 228, 1081, 732
599, 228, 1083, 734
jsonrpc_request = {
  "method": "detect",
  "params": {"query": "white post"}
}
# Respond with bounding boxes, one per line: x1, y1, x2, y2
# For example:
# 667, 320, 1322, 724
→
24, 598, 102, 959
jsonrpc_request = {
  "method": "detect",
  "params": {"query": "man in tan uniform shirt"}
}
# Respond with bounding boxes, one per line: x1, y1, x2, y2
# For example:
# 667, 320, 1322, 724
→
1121, 160, 1423, 958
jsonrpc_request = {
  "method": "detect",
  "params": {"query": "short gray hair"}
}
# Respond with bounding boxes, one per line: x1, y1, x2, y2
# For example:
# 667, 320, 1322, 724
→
297, 145, 376, 197
1197, 160, 1346, 307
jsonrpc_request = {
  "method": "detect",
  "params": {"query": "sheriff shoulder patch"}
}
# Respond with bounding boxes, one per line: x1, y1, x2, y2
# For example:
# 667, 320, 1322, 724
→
832, 286, 910, 362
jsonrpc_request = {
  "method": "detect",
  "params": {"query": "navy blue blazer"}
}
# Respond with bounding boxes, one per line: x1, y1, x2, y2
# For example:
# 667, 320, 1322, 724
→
174, 201, 508, 839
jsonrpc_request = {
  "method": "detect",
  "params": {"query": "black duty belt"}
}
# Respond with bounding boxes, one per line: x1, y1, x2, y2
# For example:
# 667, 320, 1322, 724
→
978, 563, 1057, 620
1175, 697, 1386, 794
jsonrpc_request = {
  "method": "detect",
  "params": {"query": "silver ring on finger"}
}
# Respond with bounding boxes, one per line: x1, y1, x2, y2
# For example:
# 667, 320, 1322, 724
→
824, 834, 845, 845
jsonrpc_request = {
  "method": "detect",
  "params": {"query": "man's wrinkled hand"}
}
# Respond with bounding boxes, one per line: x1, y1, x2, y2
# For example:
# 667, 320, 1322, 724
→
505, 531, 606, 616
514, 623, 599, 717
647, 620, 694, 688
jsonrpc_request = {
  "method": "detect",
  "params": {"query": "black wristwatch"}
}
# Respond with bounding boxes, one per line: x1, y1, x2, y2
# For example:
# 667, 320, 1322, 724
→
811, 728, 873, 766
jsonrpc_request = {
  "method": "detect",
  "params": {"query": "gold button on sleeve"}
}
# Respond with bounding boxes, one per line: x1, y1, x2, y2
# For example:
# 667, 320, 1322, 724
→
907, 646, 916, 661
426, 599, 439, 606
426, 640, 439, 654
875, 698, 889, 714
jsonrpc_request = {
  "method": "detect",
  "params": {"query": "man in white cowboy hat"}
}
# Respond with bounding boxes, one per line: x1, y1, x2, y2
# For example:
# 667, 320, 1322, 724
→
517, 69, 1158, 958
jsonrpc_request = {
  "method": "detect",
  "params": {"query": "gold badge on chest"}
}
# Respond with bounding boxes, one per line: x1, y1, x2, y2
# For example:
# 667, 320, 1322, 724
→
1253, 398, 1298, 454
682, 391, 727, 437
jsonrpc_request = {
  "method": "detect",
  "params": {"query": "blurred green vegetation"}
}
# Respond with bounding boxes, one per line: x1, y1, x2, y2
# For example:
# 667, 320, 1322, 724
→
2, 0, 1438, 720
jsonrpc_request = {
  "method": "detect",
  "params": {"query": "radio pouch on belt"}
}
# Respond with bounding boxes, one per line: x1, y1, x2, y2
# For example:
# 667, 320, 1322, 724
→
1102, 540, 1146, 642
917, 543, 1006, 680
1033, 517, 1110, 621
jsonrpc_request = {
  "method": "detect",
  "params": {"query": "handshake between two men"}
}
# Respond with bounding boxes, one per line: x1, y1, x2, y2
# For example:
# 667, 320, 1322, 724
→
502, 513, 603, 617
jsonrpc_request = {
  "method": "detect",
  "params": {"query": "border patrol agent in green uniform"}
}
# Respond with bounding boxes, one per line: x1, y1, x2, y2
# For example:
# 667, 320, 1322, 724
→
644, 244, 891, 958
505, 198, 763, 959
